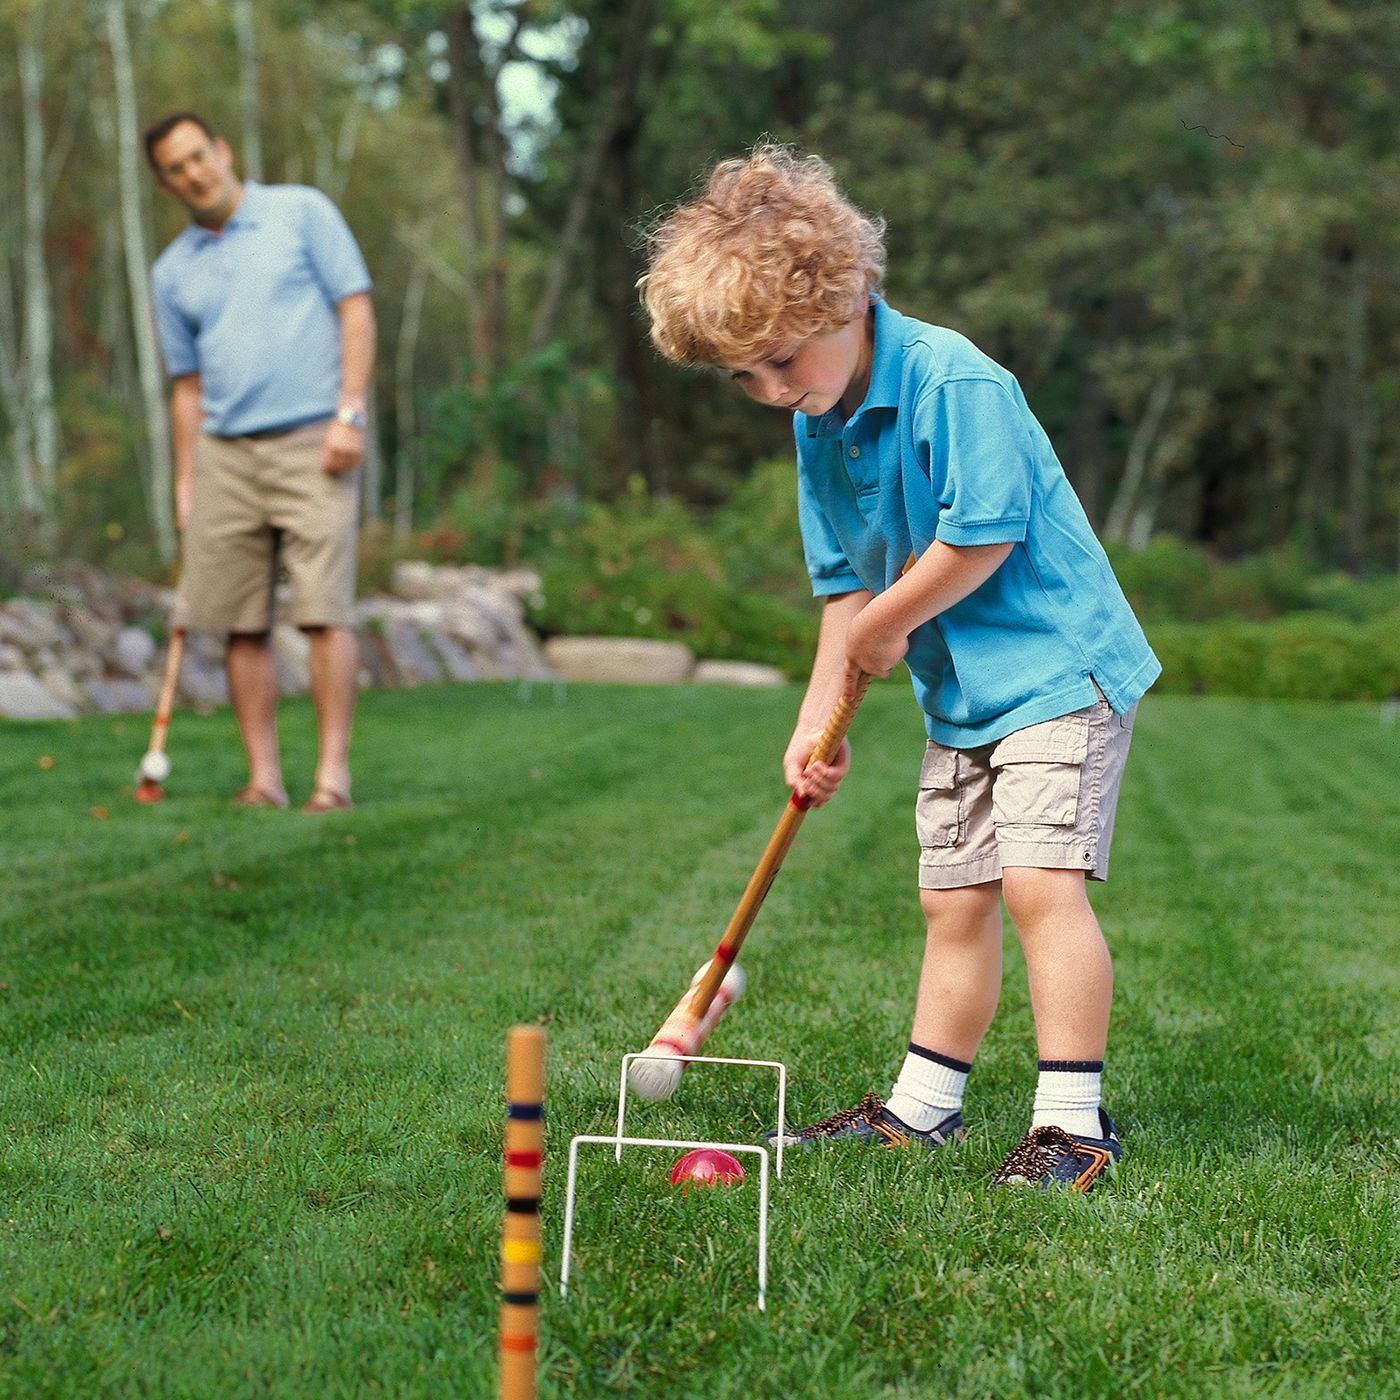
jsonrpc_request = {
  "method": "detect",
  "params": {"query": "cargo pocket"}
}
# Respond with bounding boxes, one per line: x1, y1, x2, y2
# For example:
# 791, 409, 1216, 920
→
990, 714, 1089, 830
915, 744, 961, 848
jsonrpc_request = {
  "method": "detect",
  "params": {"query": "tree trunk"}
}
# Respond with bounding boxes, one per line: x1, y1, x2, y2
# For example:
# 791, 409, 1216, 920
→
1067, 369, 1108, 527
1339, 258, 1372, 573
530, 0, 655, 351
0, 256, 39, 521
1104, 372, 1174, 545
105, 0, 176, 562
444, 7, 489, 382
19, 6, 59, 542
392, 227, 430, 542
232, 0, 262, 181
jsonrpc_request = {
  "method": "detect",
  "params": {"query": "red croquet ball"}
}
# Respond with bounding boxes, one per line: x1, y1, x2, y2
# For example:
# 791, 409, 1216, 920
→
669, 1149, 746, 1189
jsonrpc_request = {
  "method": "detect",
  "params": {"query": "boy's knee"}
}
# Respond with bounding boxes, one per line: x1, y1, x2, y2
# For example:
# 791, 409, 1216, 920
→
920, 881, 1001, 938
1001, 866, 1090, 926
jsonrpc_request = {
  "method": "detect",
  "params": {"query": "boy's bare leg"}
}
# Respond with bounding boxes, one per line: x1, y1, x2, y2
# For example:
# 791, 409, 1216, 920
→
883, 881, 1003, 1130
305, 624, 357, 801
1000, 867, 1112, 1059
910, 882, 1005, 1059
226, 632, 288, 805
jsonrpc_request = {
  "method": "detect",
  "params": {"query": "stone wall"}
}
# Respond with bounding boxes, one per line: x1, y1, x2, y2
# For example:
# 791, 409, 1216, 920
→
0, 561, 787, 720
0, 561, 553, 721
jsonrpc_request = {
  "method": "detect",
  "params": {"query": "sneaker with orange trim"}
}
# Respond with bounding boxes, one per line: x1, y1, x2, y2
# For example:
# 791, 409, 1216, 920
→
763, 1091, 964, 1152
988, 1109, 1121, 1193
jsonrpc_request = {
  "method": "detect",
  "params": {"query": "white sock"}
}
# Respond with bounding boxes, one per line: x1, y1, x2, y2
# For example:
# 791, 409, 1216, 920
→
886, 1043, 970, 1131
1031, 1059, 1104, 1139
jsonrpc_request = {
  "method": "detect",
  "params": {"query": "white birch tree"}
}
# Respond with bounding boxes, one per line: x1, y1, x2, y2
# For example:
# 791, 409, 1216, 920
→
104, 0, 175, 562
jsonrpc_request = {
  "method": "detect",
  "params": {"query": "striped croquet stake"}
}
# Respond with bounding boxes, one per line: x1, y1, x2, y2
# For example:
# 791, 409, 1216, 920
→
499, 1024, 545, 1400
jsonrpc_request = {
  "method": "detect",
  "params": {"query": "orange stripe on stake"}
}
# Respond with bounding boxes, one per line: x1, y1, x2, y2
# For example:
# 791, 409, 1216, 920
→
499, 1025, 545, 1400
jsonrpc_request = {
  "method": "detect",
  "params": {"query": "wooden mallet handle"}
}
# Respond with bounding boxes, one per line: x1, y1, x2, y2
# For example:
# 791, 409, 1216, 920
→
684, 670, 873, 1021
146, 626, 186, 756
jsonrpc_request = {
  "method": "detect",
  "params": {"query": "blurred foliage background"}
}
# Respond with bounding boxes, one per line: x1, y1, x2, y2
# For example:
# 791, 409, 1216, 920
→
1, 1, 1398, 689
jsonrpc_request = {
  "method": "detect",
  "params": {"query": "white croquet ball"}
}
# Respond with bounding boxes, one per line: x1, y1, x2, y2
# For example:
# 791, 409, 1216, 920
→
138, 750, 171, 783
628, 1050, 685, 1102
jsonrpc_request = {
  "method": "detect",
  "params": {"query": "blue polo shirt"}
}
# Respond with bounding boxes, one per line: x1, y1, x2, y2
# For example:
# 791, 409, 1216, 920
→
151, 181, 372, 438
796, 299, 1160, 747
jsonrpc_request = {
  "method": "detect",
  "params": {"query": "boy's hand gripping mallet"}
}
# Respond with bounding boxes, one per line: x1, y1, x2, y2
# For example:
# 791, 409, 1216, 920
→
135, 626, 185, 803
628, 670, 874, 1100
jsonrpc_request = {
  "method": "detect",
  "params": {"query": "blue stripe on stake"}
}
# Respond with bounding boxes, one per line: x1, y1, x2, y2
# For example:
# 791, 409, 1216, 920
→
507, 1103, 545, 1121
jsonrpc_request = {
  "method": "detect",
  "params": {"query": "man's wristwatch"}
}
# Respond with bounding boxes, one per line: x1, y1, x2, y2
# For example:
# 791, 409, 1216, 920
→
335, 404, 367, 430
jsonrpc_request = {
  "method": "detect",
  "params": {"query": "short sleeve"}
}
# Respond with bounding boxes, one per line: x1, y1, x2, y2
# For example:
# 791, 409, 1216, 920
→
796, 456, 862, 596
151, 267, 198, 378
300, 189, 372, 304
914, 378, 1033, 547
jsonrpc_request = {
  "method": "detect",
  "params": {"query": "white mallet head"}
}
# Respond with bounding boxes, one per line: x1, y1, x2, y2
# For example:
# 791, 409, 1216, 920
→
138, 750, 171, 783
628, 961, 746, 1101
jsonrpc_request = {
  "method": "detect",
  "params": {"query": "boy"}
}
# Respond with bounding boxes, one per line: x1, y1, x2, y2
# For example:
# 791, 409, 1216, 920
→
640, 147, 1160, 1192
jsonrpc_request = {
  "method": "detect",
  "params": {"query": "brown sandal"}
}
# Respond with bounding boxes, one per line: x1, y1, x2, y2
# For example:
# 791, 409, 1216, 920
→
302, 788, 353, 814
230, 785, 289, 809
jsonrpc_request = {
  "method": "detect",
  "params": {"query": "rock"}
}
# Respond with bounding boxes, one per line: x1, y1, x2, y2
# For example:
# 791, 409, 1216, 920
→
177, 655, 229, 708
272, 624, 311, 694
390, 561, 444, 601
85, 677, 153, 714
693, 659, 787, 688
0, 598, 68, 651
425, 630, 480, 682
437, 599, 499, 651
383, 620, 445, 684
0, 671, 76, 720
113, 625, 158, 676
40, 666, 86, 713
543, 636, 695, 685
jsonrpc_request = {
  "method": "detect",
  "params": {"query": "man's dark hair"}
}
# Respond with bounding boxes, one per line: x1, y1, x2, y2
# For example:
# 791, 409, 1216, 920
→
143, 111, 219, 172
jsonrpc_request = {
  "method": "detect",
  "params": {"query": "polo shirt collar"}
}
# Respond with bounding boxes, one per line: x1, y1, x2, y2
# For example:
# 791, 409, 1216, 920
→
803, 296, 904, 438
186, 180, 261, 244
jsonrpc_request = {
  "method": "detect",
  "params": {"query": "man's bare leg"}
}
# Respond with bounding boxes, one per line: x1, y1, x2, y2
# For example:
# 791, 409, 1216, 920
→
305, 625, 357, 804
226, 632, 288, 806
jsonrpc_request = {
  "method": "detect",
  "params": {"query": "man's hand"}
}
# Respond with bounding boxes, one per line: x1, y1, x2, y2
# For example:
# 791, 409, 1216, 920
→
783, 730, 851, 809
845, 601, 909, 680
322, 419, 364, 474
175, 475, 195, 533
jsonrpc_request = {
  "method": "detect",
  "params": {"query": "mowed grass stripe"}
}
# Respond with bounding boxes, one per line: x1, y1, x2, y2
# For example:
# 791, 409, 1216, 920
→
1, 687, 1396, 1397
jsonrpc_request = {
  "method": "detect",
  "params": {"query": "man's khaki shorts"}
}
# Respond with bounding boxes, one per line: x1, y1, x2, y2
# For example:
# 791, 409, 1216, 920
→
178, 422, 359, 633
915, 689, 1138, 889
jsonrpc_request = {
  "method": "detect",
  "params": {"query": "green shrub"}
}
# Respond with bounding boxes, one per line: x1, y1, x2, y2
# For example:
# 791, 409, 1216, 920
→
525, 482, 818, 677
1145, 614, 1398, 701
1110, 535, 1399, 625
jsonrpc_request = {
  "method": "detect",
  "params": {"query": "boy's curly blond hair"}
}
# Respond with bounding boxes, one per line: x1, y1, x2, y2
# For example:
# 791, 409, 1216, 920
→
639, 145, 885, 367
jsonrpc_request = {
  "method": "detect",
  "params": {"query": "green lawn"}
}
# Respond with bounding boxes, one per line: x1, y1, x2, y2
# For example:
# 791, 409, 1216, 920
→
1, 684, 1397, 1398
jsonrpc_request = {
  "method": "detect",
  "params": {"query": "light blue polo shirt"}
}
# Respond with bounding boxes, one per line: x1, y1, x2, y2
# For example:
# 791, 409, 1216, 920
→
151, 181, 372, 438
796, 299, 1160, 747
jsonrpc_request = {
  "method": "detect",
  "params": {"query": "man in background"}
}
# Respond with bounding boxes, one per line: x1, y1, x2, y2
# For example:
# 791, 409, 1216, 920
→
146, 111, 374, 811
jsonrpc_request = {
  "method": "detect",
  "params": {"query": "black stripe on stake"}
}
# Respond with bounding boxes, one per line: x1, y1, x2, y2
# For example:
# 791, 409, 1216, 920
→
501, 1291, 538, 1307
506, 1197, 541, 1213
507, 1103, 545, 1121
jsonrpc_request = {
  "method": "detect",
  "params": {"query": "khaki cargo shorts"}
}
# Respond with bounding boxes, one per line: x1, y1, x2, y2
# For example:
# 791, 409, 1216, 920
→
178, 422, 359, 633
915, 689, 1138, 889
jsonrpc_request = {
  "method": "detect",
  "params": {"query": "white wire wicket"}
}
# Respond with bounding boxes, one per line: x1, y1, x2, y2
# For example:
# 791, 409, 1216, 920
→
616, 1052, 788, 1179
560, 1135, 772, 1311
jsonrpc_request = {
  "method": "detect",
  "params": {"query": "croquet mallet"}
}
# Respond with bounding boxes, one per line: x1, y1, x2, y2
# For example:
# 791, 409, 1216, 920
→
135, 625, 185, 803
627, 668, 874, 1100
